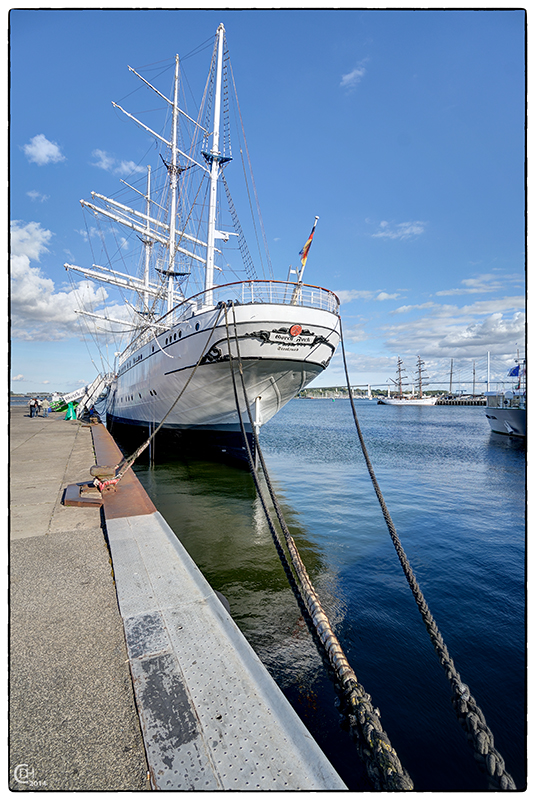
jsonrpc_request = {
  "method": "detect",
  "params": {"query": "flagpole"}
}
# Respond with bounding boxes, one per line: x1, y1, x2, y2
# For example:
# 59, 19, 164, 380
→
297, 215, 319, 282
291, 216, 319, 305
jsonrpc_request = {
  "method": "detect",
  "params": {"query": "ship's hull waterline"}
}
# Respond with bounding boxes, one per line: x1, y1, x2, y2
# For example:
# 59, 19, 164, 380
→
484, 407, 526, 437
378, 397, 437, 406
107, 300, 340, 444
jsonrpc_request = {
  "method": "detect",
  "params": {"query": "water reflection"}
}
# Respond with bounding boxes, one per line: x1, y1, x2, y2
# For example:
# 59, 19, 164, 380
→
117, 399, 525, 791
260, 400, 526, 791
134, 454, 346, 687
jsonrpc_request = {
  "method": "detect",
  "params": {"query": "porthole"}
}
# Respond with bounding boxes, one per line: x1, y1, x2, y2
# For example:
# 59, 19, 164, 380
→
178, 330, 182, 338
195, 322, 200, 331
174, 333, 177, 341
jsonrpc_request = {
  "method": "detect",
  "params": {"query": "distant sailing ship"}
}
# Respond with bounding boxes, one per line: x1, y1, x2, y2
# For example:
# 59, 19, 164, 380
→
378, 356, 437, 405
65, 24, 341, 456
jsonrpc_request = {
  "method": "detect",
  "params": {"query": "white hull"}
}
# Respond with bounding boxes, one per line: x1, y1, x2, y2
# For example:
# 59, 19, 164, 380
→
378, 397, 437, 406
68, 29, 342, 455
484, 407, 526, 437
107, 300, 340, 435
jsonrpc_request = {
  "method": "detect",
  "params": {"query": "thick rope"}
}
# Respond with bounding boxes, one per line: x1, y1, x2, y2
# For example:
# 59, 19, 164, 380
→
339, 323, 516, 791
95, 306, 224, 489
224, 304, 413, 791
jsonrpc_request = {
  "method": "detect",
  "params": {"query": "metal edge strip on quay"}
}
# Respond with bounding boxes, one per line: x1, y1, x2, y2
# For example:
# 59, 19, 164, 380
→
86, 422, 346, 791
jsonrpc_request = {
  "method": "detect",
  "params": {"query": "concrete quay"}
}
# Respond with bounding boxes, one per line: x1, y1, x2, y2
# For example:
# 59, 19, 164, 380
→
9, 406, 149, 791
9, 405, 346, 791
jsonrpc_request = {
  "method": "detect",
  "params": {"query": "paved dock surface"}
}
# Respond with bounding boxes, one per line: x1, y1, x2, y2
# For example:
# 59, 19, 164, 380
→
9, 406, 149, 791
91, 421, 346, 791
9, 405, 346, 792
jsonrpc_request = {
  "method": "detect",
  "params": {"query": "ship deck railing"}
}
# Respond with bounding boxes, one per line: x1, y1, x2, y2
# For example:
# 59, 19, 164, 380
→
485, 392, 526, 409
119, 280, 340, 364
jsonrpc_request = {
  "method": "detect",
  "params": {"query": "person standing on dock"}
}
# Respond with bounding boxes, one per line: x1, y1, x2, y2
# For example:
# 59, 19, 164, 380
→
28, 398, 38, 418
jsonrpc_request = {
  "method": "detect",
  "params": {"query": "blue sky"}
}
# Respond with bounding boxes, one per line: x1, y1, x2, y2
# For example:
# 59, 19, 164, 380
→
9, 6, 526, 393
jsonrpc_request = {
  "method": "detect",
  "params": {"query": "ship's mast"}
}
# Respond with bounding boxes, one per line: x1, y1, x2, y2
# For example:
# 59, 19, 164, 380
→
415, 355, 427, 399
394, 356, 407, 399
165, 55, 180, 313
143, 166, 152, 312
204, 23, 225, 308
67, 28, 229, 324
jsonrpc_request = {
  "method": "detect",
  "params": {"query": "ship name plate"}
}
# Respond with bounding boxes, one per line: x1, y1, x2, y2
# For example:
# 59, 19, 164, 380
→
268, 331, 315, 345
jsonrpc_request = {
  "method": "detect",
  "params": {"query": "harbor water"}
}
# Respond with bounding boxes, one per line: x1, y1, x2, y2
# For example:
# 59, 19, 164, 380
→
132, 399, 526, 791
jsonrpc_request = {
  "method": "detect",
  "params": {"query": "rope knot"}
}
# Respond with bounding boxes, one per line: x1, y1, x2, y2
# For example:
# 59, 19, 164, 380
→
93, 477, 119, 494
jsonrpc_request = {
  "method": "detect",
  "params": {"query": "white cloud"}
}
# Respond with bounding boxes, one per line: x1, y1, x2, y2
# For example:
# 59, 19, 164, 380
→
342, 324, 369, 343
27, 190, 49, 203
116, 160, 145, 177
336, 289, 375, 303
391, 302, 436, 314
455, 297, 525, 316
10, 220, 134, 342
23, 134, 65, 166
336, 288, 401, 304
382, 297, 525, 359
436, 272, 513, 296
12, 374, 24, 381
314, 350, 398, 386
440, 311, 525, 350
372, 220, 426, 240
340, 60, 368, 90
376, 291, 399, 301
91, 149, 145, 176
91, 149, 115, 171
11, 219, 53, 261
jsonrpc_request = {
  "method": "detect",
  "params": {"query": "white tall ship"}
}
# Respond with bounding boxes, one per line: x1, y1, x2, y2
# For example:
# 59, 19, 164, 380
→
65, 24, 341, 456
378, 356, 437, 406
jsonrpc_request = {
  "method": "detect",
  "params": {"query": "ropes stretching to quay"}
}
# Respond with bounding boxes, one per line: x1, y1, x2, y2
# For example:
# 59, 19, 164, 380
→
339, 321, 516, 791
93, 299, 515, 790
94, 307, 224, 491
224, 303, 413, 792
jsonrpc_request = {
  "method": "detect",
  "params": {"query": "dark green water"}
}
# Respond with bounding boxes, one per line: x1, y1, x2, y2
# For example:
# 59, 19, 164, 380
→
132, 399, 526, 791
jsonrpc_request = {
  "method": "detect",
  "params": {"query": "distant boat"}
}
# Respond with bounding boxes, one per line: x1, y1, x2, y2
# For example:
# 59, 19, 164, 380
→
378, 396, 437, 406
378, 356, 437, 405
484, 359, 526, 437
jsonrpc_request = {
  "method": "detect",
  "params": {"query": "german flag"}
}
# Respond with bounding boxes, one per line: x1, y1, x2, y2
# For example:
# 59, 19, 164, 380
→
299, 216, 319, 269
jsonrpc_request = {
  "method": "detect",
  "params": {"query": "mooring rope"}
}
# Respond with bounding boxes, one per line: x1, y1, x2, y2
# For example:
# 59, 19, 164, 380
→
94, 306, 224, 490
339, 322, 516, 791
224, 303, 413, 792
